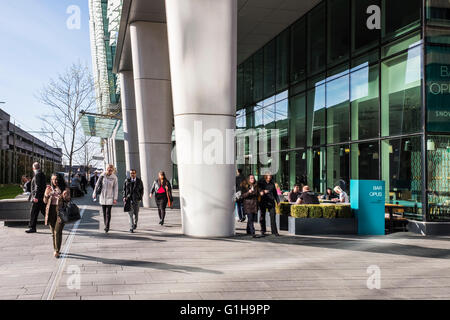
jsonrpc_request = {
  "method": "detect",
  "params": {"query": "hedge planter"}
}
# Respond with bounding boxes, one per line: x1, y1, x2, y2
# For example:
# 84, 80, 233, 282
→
288, 216, 357, 235
288, 204, 357, 235
276, 214, 289, 231
275, 202, 292, 231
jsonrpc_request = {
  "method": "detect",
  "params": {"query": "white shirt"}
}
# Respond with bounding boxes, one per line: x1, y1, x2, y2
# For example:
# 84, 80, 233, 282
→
339, 191, 349, 203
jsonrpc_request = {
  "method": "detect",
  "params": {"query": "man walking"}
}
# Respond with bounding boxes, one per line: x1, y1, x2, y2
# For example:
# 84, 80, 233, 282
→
90, 171, 99, 190
123, 169, 144, 233
25, 162, 47, 233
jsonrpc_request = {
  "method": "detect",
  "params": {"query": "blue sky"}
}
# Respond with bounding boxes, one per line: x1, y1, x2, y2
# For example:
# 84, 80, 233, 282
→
0, 0, 92, 141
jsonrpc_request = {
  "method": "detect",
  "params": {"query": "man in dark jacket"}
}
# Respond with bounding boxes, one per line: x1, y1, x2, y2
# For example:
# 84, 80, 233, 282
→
258, 174, 280, 236
90, 172, 99, 190
297, 185, 320, 204
123, 169, 144, 233
26, 162, 47, 233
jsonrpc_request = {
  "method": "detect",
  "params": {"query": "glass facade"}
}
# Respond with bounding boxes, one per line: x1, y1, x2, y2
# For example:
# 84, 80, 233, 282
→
236, 0, 450, 222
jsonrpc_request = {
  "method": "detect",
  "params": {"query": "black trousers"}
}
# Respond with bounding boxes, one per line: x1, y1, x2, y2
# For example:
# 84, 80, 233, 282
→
102, 205, 112, 229
156, 193, 168, 221
246, 213, 256, 235
259, 202, 278, 235
28, 200, 45, 229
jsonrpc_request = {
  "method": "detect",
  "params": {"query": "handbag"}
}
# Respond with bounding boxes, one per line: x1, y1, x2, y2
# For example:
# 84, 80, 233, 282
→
124, 198, 131, 212
95, 175, 104, 197
233, 190, 242, 202
58, 201, 81, 224
166, 188, 172, 208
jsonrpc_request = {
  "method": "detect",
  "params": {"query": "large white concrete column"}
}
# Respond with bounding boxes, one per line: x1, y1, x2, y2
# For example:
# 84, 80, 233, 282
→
119, 71, 140, 176
166, 0, 237, 237
130, 21, 173, 208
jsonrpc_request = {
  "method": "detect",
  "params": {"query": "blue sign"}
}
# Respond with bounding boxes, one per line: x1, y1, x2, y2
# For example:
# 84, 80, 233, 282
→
350, 180, 385, 235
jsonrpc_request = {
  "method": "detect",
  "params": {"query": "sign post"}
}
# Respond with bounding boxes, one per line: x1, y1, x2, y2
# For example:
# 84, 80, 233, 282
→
350, 180, 385, 235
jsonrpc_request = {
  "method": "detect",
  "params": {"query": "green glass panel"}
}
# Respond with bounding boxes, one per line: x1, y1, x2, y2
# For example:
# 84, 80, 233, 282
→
307, 3, 326, 75
290, 18, 307, 83
351, 0, 380, 55
382, 0, 421, 40
326, 74, 350, 143
351, 62, 380, 140
382, 31, 421, 58
426, 45, 450, 132
289, 93, 306, 149
307, 84, 326, 146
426, 0, 450, 26
381, 46, 422, 136
327, 0, 350, 66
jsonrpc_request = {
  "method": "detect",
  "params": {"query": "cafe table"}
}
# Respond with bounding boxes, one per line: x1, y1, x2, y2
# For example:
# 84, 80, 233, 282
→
385, 203, 406, 233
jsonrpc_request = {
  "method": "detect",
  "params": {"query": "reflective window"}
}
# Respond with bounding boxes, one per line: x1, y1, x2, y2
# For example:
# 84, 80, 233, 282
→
327, 73, 350, 143
326, 145, 350, 193
381, 137, 423, 220
382, 0, 421, 40
264, 40, 276, 98
350, 142, 379, 180
289, 93, 306, 149
426, 0, 450, 26
237, 65, 244, 108
426, 45, 450, 132
427, 135, 450, 221
351, 62, 380, 140
327, 0, 350, 66
307, 148, 326, 193
307, 3, 326, 75
275, 98, 289, 150
352, 0, 380, 54
276, 29, 290, 91
307, 83, 326, 146
243, 58, 253, 106
253, 49, 264, 103
381, 45, 422, 136
290, 18, 307, 83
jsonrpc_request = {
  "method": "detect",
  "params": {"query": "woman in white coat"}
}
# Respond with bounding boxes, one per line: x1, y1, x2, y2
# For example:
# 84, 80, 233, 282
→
93, 164, 118, 233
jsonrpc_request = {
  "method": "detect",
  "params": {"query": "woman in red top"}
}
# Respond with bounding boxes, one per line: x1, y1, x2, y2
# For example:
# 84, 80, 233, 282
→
150, 171, 173, 225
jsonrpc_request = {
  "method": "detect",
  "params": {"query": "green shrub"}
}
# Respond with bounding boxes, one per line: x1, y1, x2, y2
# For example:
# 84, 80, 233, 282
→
308, 205, 323, 218
322, 205, 336, 219
291, 205, 308, 218
277, 202, 292, 215
336, 205, 353, 218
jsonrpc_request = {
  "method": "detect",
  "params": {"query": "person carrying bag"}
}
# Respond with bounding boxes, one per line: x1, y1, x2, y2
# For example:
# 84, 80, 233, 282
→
150, 171, 173, 226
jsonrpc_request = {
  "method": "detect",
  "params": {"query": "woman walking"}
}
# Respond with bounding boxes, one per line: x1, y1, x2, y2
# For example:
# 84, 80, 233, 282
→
150, 171, 173, 226
93, 164, 118, 233
241, 174, 259, 238
43, 174, 70, 258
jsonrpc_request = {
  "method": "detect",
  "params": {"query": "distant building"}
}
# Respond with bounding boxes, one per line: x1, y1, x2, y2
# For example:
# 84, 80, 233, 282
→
0, 109, 62, 184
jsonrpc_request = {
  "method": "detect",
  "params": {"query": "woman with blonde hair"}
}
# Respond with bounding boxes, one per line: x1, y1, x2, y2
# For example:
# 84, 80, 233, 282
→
93, 164, 118, 233
333, 186, 349, 203
43, 174, 71, 258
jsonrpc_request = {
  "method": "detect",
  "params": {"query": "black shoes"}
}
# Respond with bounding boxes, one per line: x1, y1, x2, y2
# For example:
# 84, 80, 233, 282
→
104, 227, 109, 233
130, 229, 134, 233
133, 224, 137, 230
25, 228, 36, 233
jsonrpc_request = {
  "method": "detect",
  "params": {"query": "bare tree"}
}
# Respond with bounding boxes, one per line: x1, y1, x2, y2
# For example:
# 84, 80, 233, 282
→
73, 135, 102, 171
38, 62, 95, 182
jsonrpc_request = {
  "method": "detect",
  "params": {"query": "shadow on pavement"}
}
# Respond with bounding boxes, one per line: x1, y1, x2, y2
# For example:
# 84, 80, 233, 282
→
64, 253, 222, 275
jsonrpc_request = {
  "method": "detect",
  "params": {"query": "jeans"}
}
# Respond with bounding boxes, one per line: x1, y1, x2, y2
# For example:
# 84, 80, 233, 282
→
28, 200, 45, 230
48, 205, 65, 252
156, 193, 168, 221
236, 201, 244, 220
259, 202, 278, 235
102, 205, 112, 230
246, 213, 256, 235
128, 202, 140, 229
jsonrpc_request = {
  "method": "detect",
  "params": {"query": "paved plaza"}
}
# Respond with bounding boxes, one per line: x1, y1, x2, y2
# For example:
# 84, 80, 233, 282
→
1, 196, 450, 300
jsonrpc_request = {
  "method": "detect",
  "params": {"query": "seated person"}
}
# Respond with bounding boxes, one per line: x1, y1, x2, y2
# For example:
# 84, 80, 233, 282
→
332, 186, 349, 203
296, 186, 320, 204
321, 187, 336, 201
288, 184, 301, 203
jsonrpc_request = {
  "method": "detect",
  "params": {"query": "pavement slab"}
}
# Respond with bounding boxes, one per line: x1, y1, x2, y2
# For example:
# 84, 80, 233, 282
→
1, 193, 449, 300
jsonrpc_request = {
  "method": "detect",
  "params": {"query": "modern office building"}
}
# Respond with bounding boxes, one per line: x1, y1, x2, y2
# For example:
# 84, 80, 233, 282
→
0, 109, 63, 184
88, 0, 450, 236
